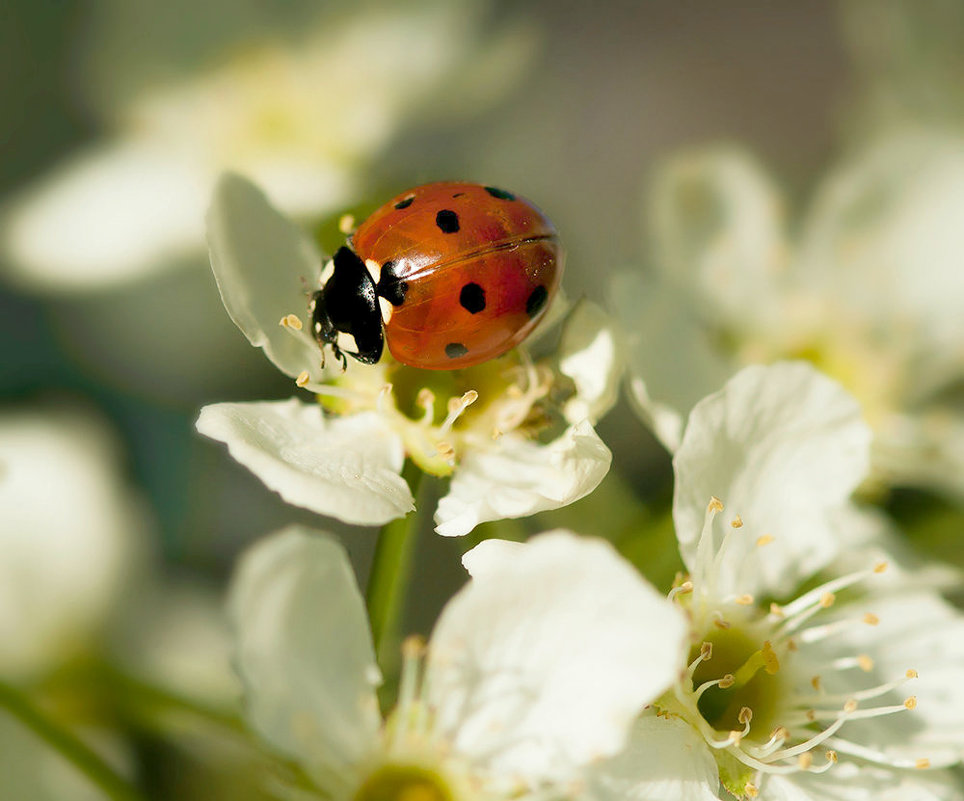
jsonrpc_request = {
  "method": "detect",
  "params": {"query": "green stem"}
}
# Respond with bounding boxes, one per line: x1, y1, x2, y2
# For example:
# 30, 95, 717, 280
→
366, 461, 424, 670
0, 679, 147, 801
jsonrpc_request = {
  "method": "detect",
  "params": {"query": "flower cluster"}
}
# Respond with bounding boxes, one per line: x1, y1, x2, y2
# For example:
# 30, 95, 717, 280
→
222, 362, 964, 801
228, 528, 686, 801
613, 132, 964, 502
197, 175, 620, 536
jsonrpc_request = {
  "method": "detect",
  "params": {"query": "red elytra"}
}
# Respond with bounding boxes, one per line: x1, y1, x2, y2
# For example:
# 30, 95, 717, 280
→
350, 181, 564, 370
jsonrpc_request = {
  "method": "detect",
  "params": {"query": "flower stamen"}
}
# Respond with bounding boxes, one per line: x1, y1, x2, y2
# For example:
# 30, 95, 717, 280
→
794, 669, 917, 705
439, 390, 479, 435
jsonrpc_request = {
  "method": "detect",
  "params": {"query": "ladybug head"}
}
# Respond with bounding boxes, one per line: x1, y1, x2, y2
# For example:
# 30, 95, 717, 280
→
310, 246, 384, 368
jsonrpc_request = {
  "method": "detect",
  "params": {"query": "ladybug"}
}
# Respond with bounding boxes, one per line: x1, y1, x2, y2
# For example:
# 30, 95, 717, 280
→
309, 181, 563, 370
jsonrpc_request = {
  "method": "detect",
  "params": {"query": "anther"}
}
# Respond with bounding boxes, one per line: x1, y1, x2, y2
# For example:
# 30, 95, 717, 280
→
825, 750, 837, 764
873, 561, 888, 574
338, 214, 355, 234
858, 655, 874, 672
735, 594, 754, 606
738, 707, 753, 725
811, 676, 822, 691
417, 388, 435, 405
439, 390, 479, 434
820, 592, 835, 608
731, 516, 743, 528
769, 603, 784, 618
402, 634, 427, 658
844, 699, 858, 714
798, 752, 813, 770
863, 613, 879, 626
744, 784, 758, 798
719, 674, 735, 689
906, 669, 918, 679
915, 758, 930, 769
701, 642, 713, 661
708, 496, 724, 513
376, 384, 393, 414
280, 313, 303, 330
669, 580, 694, 601
296, 371, 310, 387
436, 441, 456, 460
904, 696, 917, 710
756, 534, 774, 547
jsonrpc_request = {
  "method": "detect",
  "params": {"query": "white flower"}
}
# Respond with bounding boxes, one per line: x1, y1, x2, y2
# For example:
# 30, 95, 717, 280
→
587, 363, 964, 800
0, 408, 145, 678
614, 132, 964, 501
0, 2, 532, 291
227, 526, 687, 801
196, 174, 620, 535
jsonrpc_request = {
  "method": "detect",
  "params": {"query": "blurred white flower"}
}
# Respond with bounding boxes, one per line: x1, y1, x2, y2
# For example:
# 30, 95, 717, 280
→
0, 1, 533, 291
586, 363, 964, 800
0, 408, 145, 679
614, 131, 964, 501
228, 526, 687, 801
196, 175, 619, 536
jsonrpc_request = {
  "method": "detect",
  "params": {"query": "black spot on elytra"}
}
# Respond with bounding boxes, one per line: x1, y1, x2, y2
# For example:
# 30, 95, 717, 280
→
525, 285, 548, 318
452, 192, 465, 198
485, 186, 516, 201
436, 209, 460, 233
394, 196, 414, 210
459, 282, 486, 314
445, 342, 468, 359
377, 260, 408, 306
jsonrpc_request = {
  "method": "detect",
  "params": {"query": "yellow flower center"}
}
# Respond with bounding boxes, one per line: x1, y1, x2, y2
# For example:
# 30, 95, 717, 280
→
353, 764, 453, 801
688, 619, 786, 740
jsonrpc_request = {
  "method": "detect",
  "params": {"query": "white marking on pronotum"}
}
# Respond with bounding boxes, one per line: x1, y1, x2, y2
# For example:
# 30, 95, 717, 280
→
365, 259, 382, 283
378, 297, 394, 324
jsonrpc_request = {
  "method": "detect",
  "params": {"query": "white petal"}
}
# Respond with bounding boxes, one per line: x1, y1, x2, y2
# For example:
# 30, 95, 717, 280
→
584, 715, 719, 801
459, 537, 525, 580
648, 146, 788, 326
822, 590, 964, 757
433, 421, 611, 537
766, 764, 963, 801
673, 362, 871, 596
873, 412, 964, 502
1, 140, 207, 290
610, 272, 732, 452
557, 300, 623, 424
801, 132, 964, 353
206, 173, 325, 381
425, 531, 688, 786
228, 526, 380, 777
196, 399, 412, 526
0, 409, 145, 677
